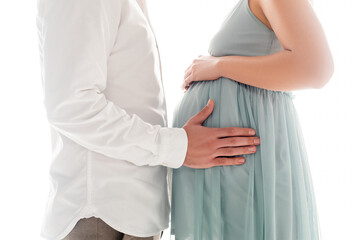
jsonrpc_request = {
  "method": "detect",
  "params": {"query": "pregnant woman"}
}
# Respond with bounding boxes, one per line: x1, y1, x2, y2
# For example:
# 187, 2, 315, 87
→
170, 0, 334, 239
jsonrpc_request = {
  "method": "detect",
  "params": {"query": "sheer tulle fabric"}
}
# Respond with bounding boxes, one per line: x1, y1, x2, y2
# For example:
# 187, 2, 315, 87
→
170, 78, 320, 240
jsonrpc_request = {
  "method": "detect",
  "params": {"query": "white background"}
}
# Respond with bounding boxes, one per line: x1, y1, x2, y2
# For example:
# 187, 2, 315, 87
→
0, 0, 359, 239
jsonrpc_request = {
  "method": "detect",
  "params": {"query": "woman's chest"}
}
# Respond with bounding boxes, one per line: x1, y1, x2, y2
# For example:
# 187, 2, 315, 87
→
208, 0, 281, 57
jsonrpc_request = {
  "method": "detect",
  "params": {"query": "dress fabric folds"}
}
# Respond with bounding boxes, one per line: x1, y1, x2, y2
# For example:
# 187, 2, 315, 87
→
170, 0, 321, 239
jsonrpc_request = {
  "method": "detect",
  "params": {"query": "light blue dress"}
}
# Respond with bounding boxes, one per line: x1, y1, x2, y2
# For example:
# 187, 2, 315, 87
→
170, 0, 321, 239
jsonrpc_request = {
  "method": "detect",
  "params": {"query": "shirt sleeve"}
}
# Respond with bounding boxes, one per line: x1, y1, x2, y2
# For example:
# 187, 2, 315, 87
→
36, 0, 187, 168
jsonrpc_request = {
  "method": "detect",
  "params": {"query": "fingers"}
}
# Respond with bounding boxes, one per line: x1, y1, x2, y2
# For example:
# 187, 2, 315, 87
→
184, 68, 192, 80
215, 145, 257, 157
184, 55, 202, 73
212, 156, 246, 167
215, 127, 256, 138
182, 70, 193, 89
188, 99, 214, 124
184, 64, 192, 73
183, 73, 193, 89
184, 156, 246, 169
182, 81, 190, 90
215, 136, 260, 148
184, 85, 190, 93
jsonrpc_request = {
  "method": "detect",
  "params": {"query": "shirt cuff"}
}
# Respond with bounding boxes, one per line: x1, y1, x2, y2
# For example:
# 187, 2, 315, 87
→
155, 127, 188, 168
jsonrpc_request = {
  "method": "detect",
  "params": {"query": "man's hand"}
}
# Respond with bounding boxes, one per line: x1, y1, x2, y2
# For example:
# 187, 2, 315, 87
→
182, 99, 260, 169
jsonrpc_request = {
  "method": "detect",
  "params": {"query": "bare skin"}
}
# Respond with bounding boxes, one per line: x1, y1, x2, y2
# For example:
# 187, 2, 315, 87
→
182, 0, 334, 91
249, 0, 273, 31
183, 99, 260, 169
137, 0, 261, 169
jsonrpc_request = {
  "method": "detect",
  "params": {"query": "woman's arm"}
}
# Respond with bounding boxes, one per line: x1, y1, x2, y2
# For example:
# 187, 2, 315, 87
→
183, 0, 334, 91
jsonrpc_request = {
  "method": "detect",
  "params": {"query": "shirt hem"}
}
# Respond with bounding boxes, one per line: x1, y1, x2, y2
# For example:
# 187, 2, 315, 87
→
40, 211, 169, 240
96, 214, 167, 238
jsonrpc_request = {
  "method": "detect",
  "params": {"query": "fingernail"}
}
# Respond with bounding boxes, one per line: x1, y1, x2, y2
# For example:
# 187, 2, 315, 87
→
254, 138, 260, 144
249, 146, 256, 152
238, 159, 245, 164
249, 129, 255, 135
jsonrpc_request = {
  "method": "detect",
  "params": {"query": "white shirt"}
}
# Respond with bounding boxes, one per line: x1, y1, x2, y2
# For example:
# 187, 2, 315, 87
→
36, 0, 188, 239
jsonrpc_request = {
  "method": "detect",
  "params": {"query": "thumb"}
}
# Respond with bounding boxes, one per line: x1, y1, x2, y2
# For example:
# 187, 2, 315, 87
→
189, 99, 214, 125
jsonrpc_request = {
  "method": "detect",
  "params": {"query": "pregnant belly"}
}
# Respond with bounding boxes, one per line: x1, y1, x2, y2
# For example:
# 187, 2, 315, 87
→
172, 77, 295, 131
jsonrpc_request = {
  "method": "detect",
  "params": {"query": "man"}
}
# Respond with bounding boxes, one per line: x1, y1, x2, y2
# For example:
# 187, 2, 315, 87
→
36, 0, 260, 239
